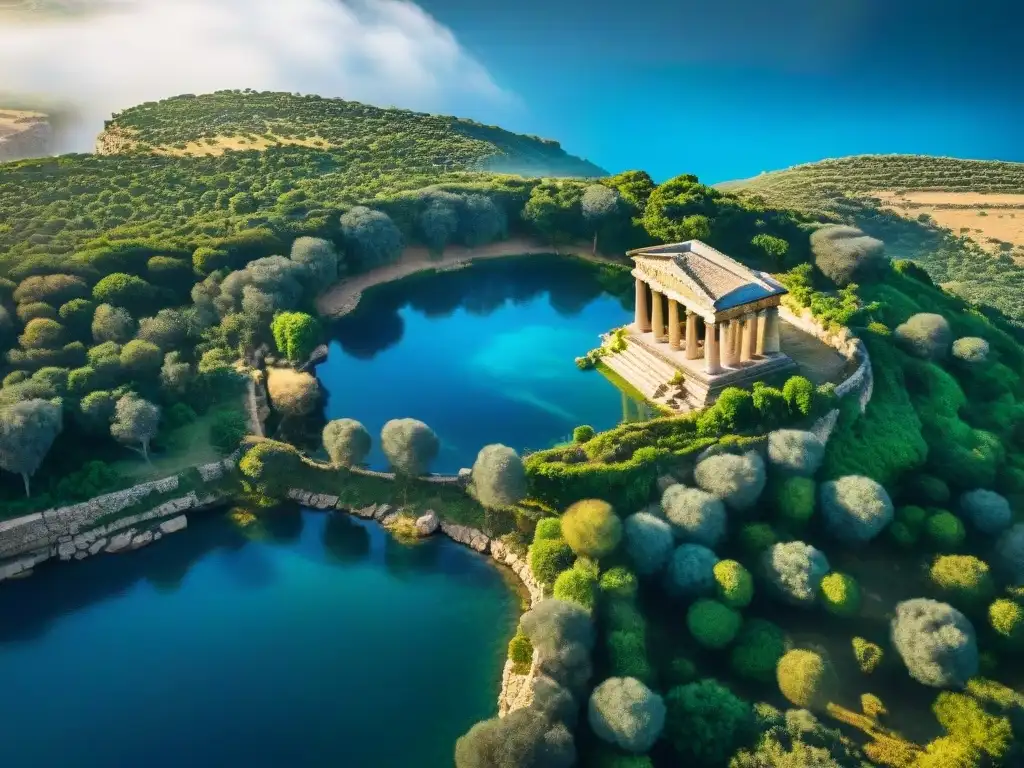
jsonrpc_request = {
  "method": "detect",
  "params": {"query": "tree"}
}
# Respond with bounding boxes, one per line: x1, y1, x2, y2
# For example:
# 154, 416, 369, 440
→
819, 476, 894, 544
146, 256, 194, 296
952, 337, 989, 364
895, 313, 953, 360
381, 418, 439, 476
120, 339, 163, 378
661, 484, 726, 547
664, 679, 755, 765
58, 298, 96, 339
561, 499, 622, 559
459, 194, 507, 246
137, 309, 188, 350
767, 430, 825, 476
751, 233, 790, 266
13, 274, 89, 306
687, 599, 742, 649
665, 543, 719, 599
418, 193, 460, 253
340, 206, 403, 269
270, 311, 320, 363
290, 236, 342, 285
266, 369, 320, 419
890, 598, 978, 688
0, 398, 62, 497
322, 418, 371, 467
92, 272, 155, 314
471, 444, 527, 509
92, 303, 136, 343
762, 541, 830, 607
810, 225, 887, 286
160, 351, 193, 396
454, 707, 575, 768
777, 650, 836, 710
694, 452, 766, 511
623, 512, 674, 576
192, 246, 230, 275
110, 393, 160, 462
959, 489, 1012, 535
581, 184, 622, 255
588, 677, 665, 753
77, 390, 117, 434
18, 317, 66, 350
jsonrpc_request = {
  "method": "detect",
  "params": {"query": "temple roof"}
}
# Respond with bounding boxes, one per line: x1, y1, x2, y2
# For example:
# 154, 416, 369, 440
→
628, 240, 787, 312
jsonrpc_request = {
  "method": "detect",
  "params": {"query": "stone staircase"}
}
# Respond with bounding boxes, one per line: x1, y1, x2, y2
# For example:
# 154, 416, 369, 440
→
601, 336, 686, 410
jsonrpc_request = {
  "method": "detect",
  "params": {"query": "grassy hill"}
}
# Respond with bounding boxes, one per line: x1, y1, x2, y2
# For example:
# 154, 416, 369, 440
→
97, 90, 606, 178
721, 155, 1024, 325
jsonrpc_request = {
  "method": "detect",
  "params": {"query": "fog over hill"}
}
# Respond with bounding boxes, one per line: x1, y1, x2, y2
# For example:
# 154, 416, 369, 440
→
0, 0, 513, 153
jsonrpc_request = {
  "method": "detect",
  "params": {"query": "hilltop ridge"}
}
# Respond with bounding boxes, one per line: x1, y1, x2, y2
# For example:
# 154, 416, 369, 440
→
96, 90, 607, 179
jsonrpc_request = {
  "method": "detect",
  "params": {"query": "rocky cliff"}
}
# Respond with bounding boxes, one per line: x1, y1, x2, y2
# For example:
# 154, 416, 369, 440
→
0, 110, 52, 162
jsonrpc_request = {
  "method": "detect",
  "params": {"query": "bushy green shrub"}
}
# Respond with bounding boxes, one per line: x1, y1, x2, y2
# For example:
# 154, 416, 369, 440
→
622, 512, 673, 576
891, 598, 978, 688
322, 418, 371, 467
730, 619, 787, 683
996, 523, 1024, 585
810, 224, 886, 286
606, 630, 653, 684
929, 555, 995, 607
989, 598, 1024, 644
471, 444, 527, 510
852, 636, 883, 674
454, 707, 575, 768
534, 518, 563, 541
573, 425, 595, 443
693, 451, 765, 511
238, 439, 303, 499
587, 677, 666, 754
664, 679, 755, 765
738, 522, 777, 556
959, 489, 1012, 535
665, 544, 719, 600
895, 312, 953, 360
767, 429, 825, 476
562, 499, 622, 559
902, 474, 950, 506
782, 375, 816, 418
529, 537, 574, 586
773, 476, 816, 529
553, 561, 599, 611
925, 511, 966, 550
600, 567, 638, 600
661, 483, 726, 547
777, 649, 836, 710
380, 418, 439, 477
933, 692, 1013, 762
762, 541, 829, 607
687, 599, 742, 649
665, 657, 697, 687
508, 631, 533, 671
952, 336, 990, 364
820, 572, 861, 617
713, 559, 753, 608
819, 475, 894, 544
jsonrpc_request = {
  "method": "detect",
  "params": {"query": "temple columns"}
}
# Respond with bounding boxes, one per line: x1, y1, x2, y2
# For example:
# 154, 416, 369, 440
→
634, 278, 650, 332
651, 290, 666, 341
755, 310, 767, 356
668, 300, 681, 350
740, 314, 755, 362
763, 306, 781, 354
720, 322, 736, 367
685, 310, 699, 359
705, 322, 721, 374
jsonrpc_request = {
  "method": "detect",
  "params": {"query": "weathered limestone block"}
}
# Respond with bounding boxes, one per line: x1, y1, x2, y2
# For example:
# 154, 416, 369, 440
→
0, 549, 50, 581
351, 504, 377, 519
307, 494, 338, 510
57, 541, 76, 561
415, 510, 439, 536
129, 531, 154, 550
74, 551, 88, 560
373, 504, 393, 521
379, 511, 399, 527
457, 468, 472, 486
159, 516, 188, 535
88, 538, 107, 556
106, 531, 135, 553
440, 522, 490, 553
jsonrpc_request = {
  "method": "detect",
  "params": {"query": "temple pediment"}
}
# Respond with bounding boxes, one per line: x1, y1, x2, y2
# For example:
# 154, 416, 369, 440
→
629, 240, 787, 315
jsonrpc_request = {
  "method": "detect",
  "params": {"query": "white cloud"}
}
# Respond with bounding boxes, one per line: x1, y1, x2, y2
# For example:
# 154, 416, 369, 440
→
0, 0, 511, 150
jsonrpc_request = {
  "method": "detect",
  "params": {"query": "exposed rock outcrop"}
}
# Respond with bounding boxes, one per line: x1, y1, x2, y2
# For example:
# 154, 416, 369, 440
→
415, 510, 439, 536
0, 111, 52, 162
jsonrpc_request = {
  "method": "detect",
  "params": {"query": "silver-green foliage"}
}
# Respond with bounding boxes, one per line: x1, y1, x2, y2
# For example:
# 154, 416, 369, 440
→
0, 398, 62, 496
110, 393, 160, 461
661, 484, 726, 547
92, 303, 135, 344
623, 512, 674, 576
380, 418, 439, 477
322, 418, 371, 467
819, 475, 893, 544
665, 543, 719, 600
810, 224, 887, 286
890, 598, 978, 688
952, 336, 989, 364
767, 430, 825, 477
693, 452, 766, 511
762, 541, 829, 607
471, 444, 526, 510
894, 313, 953, 360
340, 206, 403, 268
290, 236, 341, 285
588, 677, 666, 753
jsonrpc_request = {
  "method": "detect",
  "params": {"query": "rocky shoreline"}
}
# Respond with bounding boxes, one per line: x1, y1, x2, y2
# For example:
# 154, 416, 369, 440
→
285, 489, 544, 717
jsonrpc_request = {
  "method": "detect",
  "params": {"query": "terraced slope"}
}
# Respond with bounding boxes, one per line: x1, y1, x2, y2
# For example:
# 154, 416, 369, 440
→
97, 90, 606, 178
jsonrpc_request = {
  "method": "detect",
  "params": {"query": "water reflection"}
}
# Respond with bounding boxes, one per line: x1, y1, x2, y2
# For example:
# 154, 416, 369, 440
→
323, 513, 372, 563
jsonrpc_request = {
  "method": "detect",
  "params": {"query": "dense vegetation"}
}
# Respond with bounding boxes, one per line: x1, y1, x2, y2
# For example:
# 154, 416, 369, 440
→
721, 155, 1024, 325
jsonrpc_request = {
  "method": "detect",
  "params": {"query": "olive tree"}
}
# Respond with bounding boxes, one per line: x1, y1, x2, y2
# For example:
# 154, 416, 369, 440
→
459, 194, 507, 247
581, 184, 622, 255
0, 398, 62, 497
810, 224, 887, 286
661, 484, 726, 547
136, 308, 188, 350
322, 418, 371, 467
767, 429, 825, 477
762, 541, 830, 607
819, 475, 894, 544
895, 313, 953, 360
92, 303, 135, 344
623, 511, 674, 576
110, 393, 160, 462
694, 451, 766, 511
587, 676, 665, 753
471, 444, 526, 509
340, 206, 403, 269
290, 236, 342, 286
160, 351, 193, 396
454, 707, 575, 768
891, 598, 978, 688
381, 418, 439, 477
418, 192, 460, 253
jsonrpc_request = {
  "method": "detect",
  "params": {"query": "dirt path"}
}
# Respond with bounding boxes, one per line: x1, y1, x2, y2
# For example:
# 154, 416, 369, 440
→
315, 237, 623, 318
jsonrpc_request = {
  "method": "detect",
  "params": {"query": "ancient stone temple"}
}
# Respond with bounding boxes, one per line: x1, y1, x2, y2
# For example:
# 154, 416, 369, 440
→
602, 240, 797, 410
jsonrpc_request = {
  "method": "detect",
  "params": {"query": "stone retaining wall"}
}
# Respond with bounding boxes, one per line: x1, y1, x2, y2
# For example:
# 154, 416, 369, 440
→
285, 488, 543, 717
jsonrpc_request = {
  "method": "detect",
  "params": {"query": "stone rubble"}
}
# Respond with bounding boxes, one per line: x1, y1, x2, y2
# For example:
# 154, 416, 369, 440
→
414, 510, 439, 536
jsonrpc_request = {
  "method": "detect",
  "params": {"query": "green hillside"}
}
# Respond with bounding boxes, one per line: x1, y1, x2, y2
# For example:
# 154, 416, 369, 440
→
721, 155, 1024, 325
99, 90, 606, 178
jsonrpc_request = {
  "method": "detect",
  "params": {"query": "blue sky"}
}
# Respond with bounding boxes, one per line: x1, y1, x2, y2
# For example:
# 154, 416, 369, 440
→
414, 0, 1023, 183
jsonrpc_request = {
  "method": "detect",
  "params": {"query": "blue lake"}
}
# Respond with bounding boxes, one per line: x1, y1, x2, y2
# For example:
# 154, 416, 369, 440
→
0, 510, 520, 767
318, 256, 647, 472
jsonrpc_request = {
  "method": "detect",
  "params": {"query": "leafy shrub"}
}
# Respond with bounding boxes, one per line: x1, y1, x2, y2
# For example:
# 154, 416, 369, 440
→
713, 559, 753, 608
622, 512, 674, 576
820, 572, 861, 617
738, 522, 777, 556
529, 538, 574, 586
952, 336, 990, 364
693, 451, 765, 511
587, 677, 666, 754
852, 637, 883, 674
561, 499, 622, 559
810, 224, 887, 286
322, 418, 371, 468
762, 541, 830, 607
17, 301, 57, 323
782, 375, 816, 418
767, 430, 825, 476
773, 476, 815, 529
752, 383, 788, 429
715, 387, 756, 431
926, 511, 966, 550
535, 518, 563, 541
454, 707, 575, 768
933, 691, 1014, 762
663, 679, 755, 765
989, 598, 1024, 645
573, 425, 595, 443
730, 619, 787, 683
238, 439, 303, 499
664, 544, 719, 600
903, 473, 950, 505
661, 484, 726, 547
894, 313, 953, 360
890, 598, 979, 688
600, 567, 638, 600
606, 630, 653, 684
959, 489, 1012, 535
508, 631, 533, 671
687, 599, 742, 649
777, 649, 836, 710
995, 523, 1024, 586
471, 444, 527, 510
520, 598, 595, 697
929, 555, 994, 608
380, 418, 439, 476
819, 475, 894, 544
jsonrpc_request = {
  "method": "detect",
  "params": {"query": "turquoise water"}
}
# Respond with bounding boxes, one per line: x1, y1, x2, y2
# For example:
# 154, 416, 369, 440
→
319, 256, 646, 472
0, 509, 520, 767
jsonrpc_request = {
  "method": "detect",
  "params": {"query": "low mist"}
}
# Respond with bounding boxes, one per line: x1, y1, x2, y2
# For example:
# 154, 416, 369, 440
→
0, 0, 509, 153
